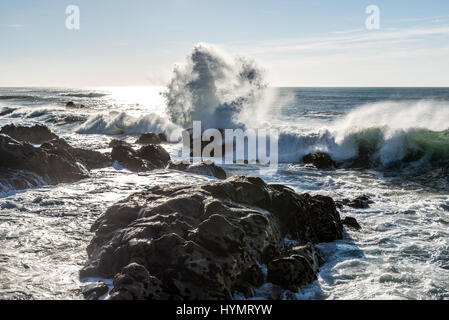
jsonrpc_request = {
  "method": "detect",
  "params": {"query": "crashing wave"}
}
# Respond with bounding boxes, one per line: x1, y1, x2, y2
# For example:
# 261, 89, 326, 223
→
277, 100, 449, 168
163, 43, 277, 130
76, 111, 182, 142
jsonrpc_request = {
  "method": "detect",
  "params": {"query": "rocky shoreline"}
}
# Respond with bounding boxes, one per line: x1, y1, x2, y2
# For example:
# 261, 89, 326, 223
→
80, 176, 344, 300
0, 124, 362, 300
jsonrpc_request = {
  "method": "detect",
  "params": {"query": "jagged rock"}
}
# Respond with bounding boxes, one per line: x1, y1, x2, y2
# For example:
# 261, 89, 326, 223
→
136, 145, 171, 168
158, 133, 167, 143
111, 144, 170, 172
302, 152, 337, 169
267, 254, 316, 291
81, 176, 343, 300
268, 184, 343, 243
0, 134, 111, 190
167, 161, 227, 179
291, 244, 325, 274
66, 101, 85, 109
41, 138, 111, 170
106, 263, 172, 300
342, 217, 362, 230
135, 133, 163, 145
0, 124, 58, 144
82, 281, 109, 300
0, 134, 88, 185
336, 195, 373, 209
111, 145, 150, 172
109, 139, 132, 149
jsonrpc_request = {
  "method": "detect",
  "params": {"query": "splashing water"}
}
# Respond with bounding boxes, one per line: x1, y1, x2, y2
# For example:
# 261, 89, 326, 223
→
163, 43, 275, 130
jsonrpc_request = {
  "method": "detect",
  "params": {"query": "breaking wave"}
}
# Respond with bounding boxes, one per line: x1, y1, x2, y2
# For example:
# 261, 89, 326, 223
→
76, 111, 182, 141
278, 101, 449, 167
163, 43, 277, 130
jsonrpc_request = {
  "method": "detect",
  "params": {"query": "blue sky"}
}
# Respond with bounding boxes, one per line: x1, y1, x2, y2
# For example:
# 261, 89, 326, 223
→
1, 0, 449, 86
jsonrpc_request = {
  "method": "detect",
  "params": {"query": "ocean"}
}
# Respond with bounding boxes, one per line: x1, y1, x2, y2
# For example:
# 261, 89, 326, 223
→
1, 85, 449, 300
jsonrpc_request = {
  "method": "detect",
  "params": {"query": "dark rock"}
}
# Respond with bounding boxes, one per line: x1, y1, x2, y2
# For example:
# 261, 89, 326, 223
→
109, 139, 132, 149
342, 217, 362, 230
41, 138, 111, 170
0, 134, 88, 185
336, 195, 373, 209
82, 281, 109, 300
107, 263, 172, 300
66, 101, 85, 109
291, 244, 325, 274
136, 145, 171, 168
0, 124, 58, 144
0, 134, 111, 190
111, 145, 151, 172
135, 133, 162, 145
167, 161, 227, 179
81, 176, 343, 300
268, 184, 343, 243
111, 144, 170, 172
158, 133, 167, 143
302, 152, 337, 169
267, 254, 316, 291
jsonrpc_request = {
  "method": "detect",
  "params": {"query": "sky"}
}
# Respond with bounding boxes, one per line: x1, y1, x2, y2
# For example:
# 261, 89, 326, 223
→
1, 0, 449, 87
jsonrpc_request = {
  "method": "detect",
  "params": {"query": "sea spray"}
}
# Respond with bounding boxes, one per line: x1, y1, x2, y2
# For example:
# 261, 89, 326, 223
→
163, 43, 274, 130
276, 100, 449, 166
76, 111, 182, 142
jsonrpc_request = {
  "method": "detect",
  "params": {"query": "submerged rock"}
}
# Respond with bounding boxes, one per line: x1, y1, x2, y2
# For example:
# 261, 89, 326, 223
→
336, 195, 373, 209
81, 176, 343, 300
111, 144, 171, 172
109, 139, 132, 149
302, 152, 337, 169
167, 161, 227, 179
342, 216, 362, 230
66, 101, 85, 109
0, 124, 58, 144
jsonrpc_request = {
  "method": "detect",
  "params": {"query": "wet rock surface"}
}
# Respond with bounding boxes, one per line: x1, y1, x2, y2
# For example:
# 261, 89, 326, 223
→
302, 152, 337, 169
0, 124, 58, 144
336, 195, 374, 209
65, 101, 85, 109
111, 144, 171, 172
342, 217, 362, 230
135, 133, 167, 145
81, 281, 109, 300
81, 176, 343, 300
0, 126, 111, 190
167, 161, 227, 180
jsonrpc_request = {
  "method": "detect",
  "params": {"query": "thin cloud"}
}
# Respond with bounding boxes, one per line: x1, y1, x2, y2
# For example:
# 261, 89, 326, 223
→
1, 24, 24, 29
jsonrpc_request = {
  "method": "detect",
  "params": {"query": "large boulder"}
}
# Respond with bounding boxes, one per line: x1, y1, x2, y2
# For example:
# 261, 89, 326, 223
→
40, 138, 111, 170
0, 134, 111, 190
111, 144, 170, 172
0, 134, 88, 185
81, 176, 343, 300
0, 124, 58, 144
342, 217, 362, 230
167, 161, 227, 180
302, 152, 337, 169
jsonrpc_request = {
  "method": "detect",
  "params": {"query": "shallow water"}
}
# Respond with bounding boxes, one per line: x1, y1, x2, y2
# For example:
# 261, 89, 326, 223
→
0, 86, 448, 299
